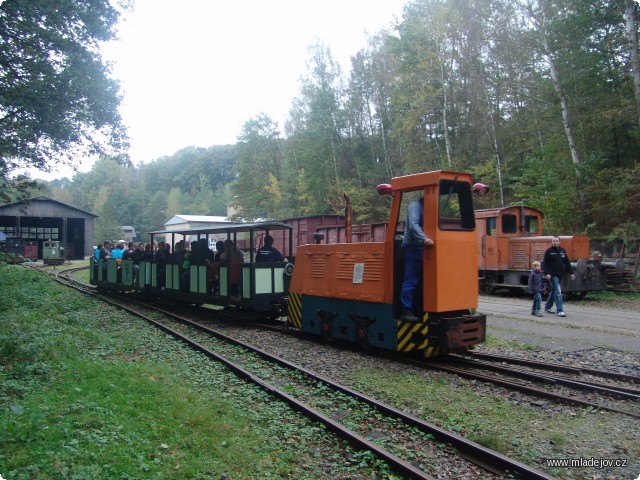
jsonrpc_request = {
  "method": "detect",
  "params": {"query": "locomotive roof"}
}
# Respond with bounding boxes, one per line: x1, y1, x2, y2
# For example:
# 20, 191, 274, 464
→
149, 221, 292, 236
475, 205, 543, 215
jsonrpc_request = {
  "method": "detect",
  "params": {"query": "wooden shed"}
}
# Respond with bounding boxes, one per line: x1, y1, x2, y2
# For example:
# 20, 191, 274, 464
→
0, 196, 97, 260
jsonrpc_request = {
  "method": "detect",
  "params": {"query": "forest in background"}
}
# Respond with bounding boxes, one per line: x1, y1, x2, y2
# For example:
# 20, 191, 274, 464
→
21, 0, 640, 244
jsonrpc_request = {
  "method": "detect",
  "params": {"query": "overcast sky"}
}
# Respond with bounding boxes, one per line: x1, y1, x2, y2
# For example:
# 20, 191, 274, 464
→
34, 0, 408, 180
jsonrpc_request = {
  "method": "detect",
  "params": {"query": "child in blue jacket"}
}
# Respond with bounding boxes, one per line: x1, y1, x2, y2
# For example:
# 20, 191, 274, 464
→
528, 261, 544, 316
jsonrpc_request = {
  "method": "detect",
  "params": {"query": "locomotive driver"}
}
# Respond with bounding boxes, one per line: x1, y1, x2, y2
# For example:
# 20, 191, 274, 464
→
400, 197, 434, 322
542, 236, 575, 317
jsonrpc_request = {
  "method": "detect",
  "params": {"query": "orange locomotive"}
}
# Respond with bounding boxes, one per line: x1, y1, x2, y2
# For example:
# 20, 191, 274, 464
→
287, 170, 488, 357
476, 206, 624, 297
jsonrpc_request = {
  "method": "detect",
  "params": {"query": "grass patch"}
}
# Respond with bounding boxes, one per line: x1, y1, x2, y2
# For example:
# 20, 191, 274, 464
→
349, 369, 545, 436
2, 360, 267, 478
0, 265, 375, 479
346, 366, 616, 462
482, 334, 541, 351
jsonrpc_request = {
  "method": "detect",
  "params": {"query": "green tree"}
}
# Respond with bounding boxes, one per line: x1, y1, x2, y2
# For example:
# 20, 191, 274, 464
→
230, 115, 285, 220
0, 0, 130, 201
513, 150, 580, 233
166, 187, 185, 218
347, 33, 401, 185
192, 173, 216, 215
286, 42, 348, 214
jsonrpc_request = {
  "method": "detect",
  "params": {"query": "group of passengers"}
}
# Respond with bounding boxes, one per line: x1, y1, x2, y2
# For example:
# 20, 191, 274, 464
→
94, 235, 286, 297
94, 240, 148, 282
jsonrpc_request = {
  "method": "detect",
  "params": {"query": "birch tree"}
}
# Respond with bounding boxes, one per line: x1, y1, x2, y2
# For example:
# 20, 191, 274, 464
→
518, 0, 582, 179
625, 0, 640, 128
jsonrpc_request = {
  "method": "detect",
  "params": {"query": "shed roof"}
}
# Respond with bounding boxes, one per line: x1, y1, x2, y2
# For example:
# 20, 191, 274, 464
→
151, 221, 292, 236
118, 225, 137, 236
164, 214, 229, 226
0, 196, 97, 218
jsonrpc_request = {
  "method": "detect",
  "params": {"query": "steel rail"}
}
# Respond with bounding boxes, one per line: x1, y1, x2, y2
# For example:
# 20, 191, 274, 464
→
446, 356, 640, 401
422, 361, 640, 419
464, 351, 640, 384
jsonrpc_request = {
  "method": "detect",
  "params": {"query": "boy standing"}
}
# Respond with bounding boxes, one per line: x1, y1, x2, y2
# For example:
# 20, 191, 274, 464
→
528, 261, 544, 316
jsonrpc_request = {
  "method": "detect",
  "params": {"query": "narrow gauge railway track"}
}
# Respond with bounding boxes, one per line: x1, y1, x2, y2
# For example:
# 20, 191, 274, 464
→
447, 356, 640, 400
45, 265, 96, 293
414, 357, 640, 419
464, 351, 640, 385
44, 267, 554, 479
253, 321, 640, 419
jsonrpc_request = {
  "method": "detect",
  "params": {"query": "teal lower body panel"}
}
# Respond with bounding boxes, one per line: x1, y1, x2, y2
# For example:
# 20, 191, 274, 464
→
300, 295, 395, 350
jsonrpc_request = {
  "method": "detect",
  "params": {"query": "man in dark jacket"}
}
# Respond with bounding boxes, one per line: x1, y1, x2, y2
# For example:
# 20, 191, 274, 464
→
542, 236, 576, 317
255, 235, 287, 263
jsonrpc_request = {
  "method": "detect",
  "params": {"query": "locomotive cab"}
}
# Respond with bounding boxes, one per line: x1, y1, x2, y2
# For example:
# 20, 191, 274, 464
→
288, 170, 487, 357
475, 206, 623, 296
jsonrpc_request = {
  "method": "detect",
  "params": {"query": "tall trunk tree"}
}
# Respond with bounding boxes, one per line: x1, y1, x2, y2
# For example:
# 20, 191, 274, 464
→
526, 1, 582, 177
625, 0, 640, 128
440, 64, 453, 167
541, 30, 582, 176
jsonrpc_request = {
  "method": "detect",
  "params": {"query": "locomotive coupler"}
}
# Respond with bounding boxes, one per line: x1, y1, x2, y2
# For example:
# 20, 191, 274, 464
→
428, 313, 487, 349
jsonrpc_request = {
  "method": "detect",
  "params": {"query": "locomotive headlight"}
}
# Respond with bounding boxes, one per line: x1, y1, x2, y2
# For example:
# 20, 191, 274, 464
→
376, 183, 393, 196
472, 183, 490, 196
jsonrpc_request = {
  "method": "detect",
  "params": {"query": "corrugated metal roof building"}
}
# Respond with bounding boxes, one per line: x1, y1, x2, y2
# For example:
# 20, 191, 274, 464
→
162, 215, 231, 249
164, 214, 229, 229
0, 196, 97, 260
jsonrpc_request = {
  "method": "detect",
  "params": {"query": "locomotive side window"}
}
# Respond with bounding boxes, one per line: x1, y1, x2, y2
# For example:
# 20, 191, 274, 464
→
486, 217, 497, 236
502, 214, 517, 233
438, 179, 475, 230
525, 215, 539, 234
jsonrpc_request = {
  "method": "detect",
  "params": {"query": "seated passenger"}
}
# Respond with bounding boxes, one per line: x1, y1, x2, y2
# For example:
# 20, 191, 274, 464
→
109, 242, 125, 281
220, 240, 244, 297
214, 240, 225, 261
255, 235, 287, 263
156, 241, 170, 290
110, 242, 125, 260
187, 240, 199, 265
99, 241, 112, 280
220, 239, 244, 263
182, 242, 197, 289
129, 242, 145, 283
122, 242, 135, 260
169, 240, 185, 265
198, 238, 215, 263
209, 240, 225, 295
99, 240, 111, 262
93, 243, 102, 277
143, 243, 154, 261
